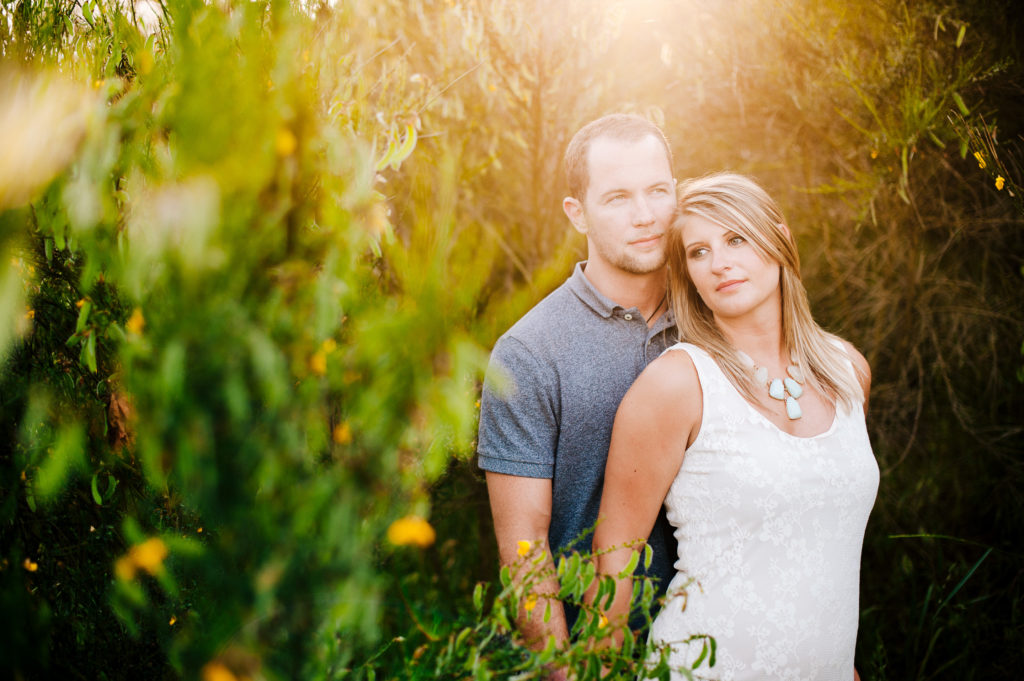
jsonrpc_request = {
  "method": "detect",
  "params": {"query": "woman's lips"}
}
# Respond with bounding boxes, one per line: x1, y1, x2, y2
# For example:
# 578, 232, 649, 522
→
716, 279, 744, 292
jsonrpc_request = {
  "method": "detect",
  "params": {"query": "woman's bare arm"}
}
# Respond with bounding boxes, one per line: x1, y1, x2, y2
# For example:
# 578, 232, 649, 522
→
591, 349, 703, 634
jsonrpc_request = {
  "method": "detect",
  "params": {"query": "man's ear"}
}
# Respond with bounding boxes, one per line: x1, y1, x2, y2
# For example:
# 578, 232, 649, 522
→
563, 196, 587, 234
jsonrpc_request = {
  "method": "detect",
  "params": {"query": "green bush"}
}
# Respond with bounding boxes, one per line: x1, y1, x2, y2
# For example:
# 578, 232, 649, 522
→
1, 0, 1021, 679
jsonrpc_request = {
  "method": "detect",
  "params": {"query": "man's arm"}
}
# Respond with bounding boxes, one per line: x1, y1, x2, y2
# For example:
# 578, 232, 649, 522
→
485, 471, 569, 648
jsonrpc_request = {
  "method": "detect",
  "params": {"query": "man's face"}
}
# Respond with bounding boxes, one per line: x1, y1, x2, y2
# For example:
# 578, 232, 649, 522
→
565, 135, 676, 276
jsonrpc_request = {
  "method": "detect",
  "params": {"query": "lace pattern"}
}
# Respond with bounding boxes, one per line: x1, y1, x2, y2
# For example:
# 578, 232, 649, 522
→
649, 343, 879, 681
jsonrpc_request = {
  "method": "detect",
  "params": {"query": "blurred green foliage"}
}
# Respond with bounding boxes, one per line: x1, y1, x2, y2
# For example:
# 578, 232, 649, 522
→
0, 0, 1022, 679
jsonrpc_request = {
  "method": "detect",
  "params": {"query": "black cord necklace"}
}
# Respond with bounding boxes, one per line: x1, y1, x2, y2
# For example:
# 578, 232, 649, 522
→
645, 293, 668, 324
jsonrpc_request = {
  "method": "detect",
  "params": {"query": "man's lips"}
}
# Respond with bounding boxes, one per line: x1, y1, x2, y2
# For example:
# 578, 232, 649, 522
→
716, 279, 744, 291
630, 234, 662, 246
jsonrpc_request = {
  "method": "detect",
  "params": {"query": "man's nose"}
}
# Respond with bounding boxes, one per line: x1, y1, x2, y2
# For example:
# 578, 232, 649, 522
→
632, 196, 655, 226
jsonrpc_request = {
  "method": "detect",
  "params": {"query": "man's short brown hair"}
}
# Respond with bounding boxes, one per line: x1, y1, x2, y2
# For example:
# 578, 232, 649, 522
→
563, 113, 674, 201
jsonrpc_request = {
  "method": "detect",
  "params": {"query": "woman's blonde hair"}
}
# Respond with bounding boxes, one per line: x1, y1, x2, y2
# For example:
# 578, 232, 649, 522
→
666, 172, 863, 411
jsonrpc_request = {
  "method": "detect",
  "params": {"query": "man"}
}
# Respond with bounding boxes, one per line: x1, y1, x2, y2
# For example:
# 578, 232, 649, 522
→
477, 113, 680, 652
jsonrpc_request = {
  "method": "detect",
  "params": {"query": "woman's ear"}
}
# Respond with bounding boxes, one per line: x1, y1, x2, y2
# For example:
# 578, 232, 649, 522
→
563, 196, 587, 235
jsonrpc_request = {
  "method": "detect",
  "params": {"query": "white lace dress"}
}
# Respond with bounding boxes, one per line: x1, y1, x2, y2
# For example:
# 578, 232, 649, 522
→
648, 343, 879, 681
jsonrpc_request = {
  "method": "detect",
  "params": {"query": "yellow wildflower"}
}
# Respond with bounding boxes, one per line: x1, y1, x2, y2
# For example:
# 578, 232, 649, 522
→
996, 176, 1005, 190
23, 558, 38, 572
517, 540, 532, 557
169, 615, 177, 626
332, 422, 352, 445
25, 308, 34, 320
115, 536, 168, 580
974, 151, 986, 169
201, 662, 238, 681
275, 128, 297, 157
126, 308, 145, 335
321, 338, 337, 354
114, 555, 135, 580
598, 614, 608, 628
524, 595, 538, 612
309, 350, 327, 375
870, 149, 878, 159
197, 527, 203, 533
387, 516, 436, 548
75, 298, 85, 308
132, 537, 168, 575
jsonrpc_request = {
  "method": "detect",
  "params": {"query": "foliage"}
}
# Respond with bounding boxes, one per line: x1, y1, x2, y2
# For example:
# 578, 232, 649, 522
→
0, 0, 1022, 679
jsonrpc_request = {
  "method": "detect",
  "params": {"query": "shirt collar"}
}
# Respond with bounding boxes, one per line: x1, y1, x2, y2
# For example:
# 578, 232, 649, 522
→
568, 261, 676, 332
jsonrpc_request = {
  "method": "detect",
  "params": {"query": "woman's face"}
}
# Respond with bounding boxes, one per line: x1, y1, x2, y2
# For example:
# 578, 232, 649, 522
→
681, 214, 782, 322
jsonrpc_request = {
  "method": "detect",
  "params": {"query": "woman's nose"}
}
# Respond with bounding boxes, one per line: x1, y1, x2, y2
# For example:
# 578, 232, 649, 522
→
710, 248, 731, 272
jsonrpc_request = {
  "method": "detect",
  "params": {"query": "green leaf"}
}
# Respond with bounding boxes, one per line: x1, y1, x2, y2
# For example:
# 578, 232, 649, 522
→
455, 626, 472, 648
75, 300, 92, 333
472, 582, 484, 613
83, 332, 97, 372
952, 91, 970, 116
956, 24, 967, 48
601, 576, 617, 611
644, 543, 653, 570
617, 549, 640, 579
499, 565, 511, 588
389, 123, 418, 170
91, 471, 118, 505
692, 639, 708, 669
35, 422, 85, 501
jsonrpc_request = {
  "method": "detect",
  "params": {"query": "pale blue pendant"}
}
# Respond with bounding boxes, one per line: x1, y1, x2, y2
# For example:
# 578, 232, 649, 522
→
784, 377, 803, 398
768, 378, 786, 400
785, 396, 802, 419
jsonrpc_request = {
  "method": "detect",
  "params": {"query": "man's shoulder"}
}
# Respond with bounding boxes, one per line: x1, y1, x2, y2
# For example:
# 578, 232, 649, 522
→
499, 278, 586, 348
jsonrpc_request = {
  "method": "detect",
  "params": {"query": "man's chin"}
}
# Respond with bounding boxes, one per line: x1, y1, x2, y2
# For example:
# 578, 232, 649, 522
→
619, 257, 667, 276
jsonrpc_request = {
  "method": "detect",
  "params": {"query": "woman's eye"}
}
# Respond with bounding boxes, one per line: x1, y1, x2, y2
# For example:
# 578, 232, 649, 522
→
688, 248, 708, 259
729, 236, 745, 246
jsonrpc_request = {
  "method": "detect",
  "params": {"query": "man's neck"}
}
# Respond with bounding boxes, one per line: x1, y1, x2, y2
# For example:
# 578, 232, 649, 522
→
582, 260, 667, 324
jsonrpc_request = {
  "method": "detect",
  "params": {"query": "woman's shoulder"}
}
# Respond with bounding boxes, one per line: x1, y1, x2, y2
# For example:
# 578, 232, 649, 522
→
629, 342, 702, 404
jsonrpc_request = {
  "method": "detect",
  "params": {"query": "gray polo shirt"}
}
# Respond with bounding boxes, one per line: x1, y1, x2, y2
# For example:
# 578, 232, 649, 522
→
478, 262, 678, 628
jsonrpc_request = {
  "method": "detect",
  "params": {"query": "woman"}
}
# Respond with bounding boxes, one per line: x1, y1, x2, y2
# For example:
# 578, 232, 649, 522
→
593, 173, 878, 680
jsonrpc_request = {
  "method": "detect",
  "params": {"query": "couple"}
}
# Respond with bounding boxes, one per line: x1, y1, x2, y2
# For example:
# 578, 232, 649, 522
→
478, 114, 879, 680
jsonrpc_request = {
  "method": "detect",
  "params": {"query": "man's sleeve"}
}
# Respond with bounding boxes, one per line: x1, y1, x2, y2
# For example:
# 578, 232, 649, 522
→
477, 336, 558, 478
